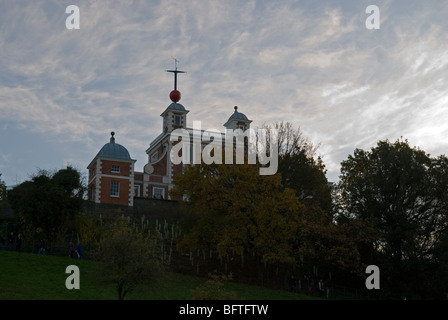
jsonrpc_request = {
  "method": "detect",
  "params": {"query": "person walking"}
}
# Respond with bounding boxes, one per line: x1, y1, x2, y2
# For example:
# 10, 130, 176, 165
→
306, 275, 314, 296
290, 275, 297, 293
76, 243, 83, 259
37, 239, 46, 255
318, 279, 324, 298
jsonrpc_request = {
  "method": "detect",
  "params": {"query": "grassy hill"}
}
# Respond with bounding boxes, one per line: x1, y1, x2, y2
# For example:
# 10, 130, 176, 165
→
0, 250, 316, 300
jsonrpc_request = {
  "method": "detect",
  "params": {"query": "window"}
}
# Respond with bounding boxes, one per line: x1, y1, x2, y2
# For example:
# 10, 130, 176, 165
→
134, 185, 141, 197
111, 165, 120, 173
110, 181, 120, 197
153, 187, 165, 199
174, 115, 181, 126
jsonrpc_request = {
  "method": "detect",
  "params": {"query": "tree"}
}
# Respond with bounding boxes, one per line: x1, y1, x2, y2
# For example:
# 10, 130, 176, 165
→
191, 273, 238, 300
279, 149, 332, 211
260, 122, 358, 286
334, 139, 448, 298
93, 218, 164, 300
170, 161, 304, 280
7, 166, 85, 244
293, 205, 363, 276
262, 121, 332, 211
262, 121, 319, 158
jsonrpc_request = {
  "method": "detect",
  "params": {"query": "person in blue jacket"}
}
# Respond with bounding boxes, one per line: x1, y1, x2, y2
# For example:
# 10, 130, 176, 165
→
76, 243, 83, 259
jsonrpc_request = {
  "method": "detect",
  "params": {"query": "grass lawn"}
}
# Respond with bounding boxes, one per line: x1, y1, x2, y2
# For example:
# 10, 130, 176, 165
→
0, 250, 315, 300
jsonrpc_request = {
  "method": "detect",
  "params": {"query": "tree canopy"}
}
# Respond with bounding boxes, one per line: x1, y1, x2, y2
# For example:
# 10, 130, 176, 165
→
93, 218, 163, 300
262, 121, 332, 211
170, 161, 304, 274
334, 139, 448, 298
7, 166, 85, 242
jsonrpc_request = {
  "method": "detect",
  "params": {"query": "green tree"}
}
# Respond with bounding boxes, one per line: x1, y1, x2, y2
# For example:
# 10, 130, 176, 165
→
334, 139, 448, 298
7, 166, 85, 245
93, 218, 163, 300
279, 150, 332, 211
294, 205, 363, 276
262, 121, 332, 211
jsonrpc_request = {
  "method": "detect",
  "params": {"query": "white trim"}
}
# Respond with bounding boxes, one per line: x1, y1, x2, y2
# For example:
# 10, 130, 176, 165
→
146, 138, 169, 164
129, 162, 134, 206
134, 184, 141, 197
167, 139, 173, 199
95, 159, 101, 203
146, 132, 169, 154
99, 174, 132, 180
148, 182, 168, 187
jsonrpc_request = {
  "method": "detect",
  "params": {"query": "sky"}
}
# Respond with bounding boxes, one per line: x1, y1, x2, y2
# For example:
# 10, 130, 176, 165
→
1, 0, 448, 187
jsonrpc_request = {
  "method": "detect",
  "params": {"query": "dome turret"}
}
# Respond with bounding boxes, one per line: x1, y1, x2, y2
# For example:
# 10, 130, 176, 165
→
95, 132, 132, 160
223, 106, 252, 130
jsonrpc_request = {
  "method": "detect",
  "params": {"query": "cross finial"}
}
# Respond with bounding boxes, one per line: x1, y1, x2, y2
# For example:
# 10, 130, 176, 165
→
166, 57, 186, 90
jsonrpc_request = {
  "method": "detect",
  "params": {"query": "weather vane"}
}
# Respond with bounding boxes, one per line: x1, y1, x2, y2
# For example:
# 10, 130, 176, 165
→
166, 56, 186, 91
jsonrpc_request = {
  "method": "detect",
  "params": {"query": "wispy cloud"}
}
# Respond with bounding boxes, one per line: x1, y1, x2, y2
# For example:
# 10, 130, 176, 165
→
1, 0, 448, 186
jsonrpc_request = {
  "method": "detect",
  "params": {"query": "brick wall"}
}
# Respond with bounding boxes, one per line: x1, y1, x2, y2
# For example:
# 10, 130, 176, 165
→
101, 160, 131, 176
100, 176, 130, 206
153, 153, 167, 175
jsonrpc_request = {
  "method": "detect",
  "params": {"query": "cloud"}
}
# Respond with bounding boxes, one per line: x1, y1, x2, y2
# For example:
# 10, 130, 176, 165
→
1, 0, 448, 186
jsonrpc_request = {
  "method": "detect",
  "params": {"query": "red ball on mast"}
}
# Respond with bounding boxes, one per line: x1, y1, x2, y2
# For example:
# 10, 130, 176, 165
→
170, 89, 181, 102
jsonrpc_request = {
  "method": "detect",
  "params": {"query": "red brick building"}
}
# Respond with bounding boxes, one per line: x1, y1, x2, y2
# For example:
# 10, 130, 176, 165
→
87, 132, 137, 206
87, 65, 251, 206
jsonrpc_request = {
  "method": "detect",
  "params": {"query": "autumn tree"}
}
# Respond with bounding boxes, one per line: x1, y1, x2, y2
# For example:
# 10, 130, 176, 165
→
170, 161, 304, 280
93, 218, 164, 300
334, 139, 448, 299
261, 122, 350, 281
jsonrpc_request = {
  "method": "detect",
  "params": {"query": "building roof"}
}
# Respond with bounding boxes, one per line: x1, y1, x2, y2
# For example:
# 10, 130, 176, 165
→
167, 102, 186, 112
227, 106, 250, 122
94, 132, 133, 161
223, 106, 252, 128
160, 102, 189, 118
